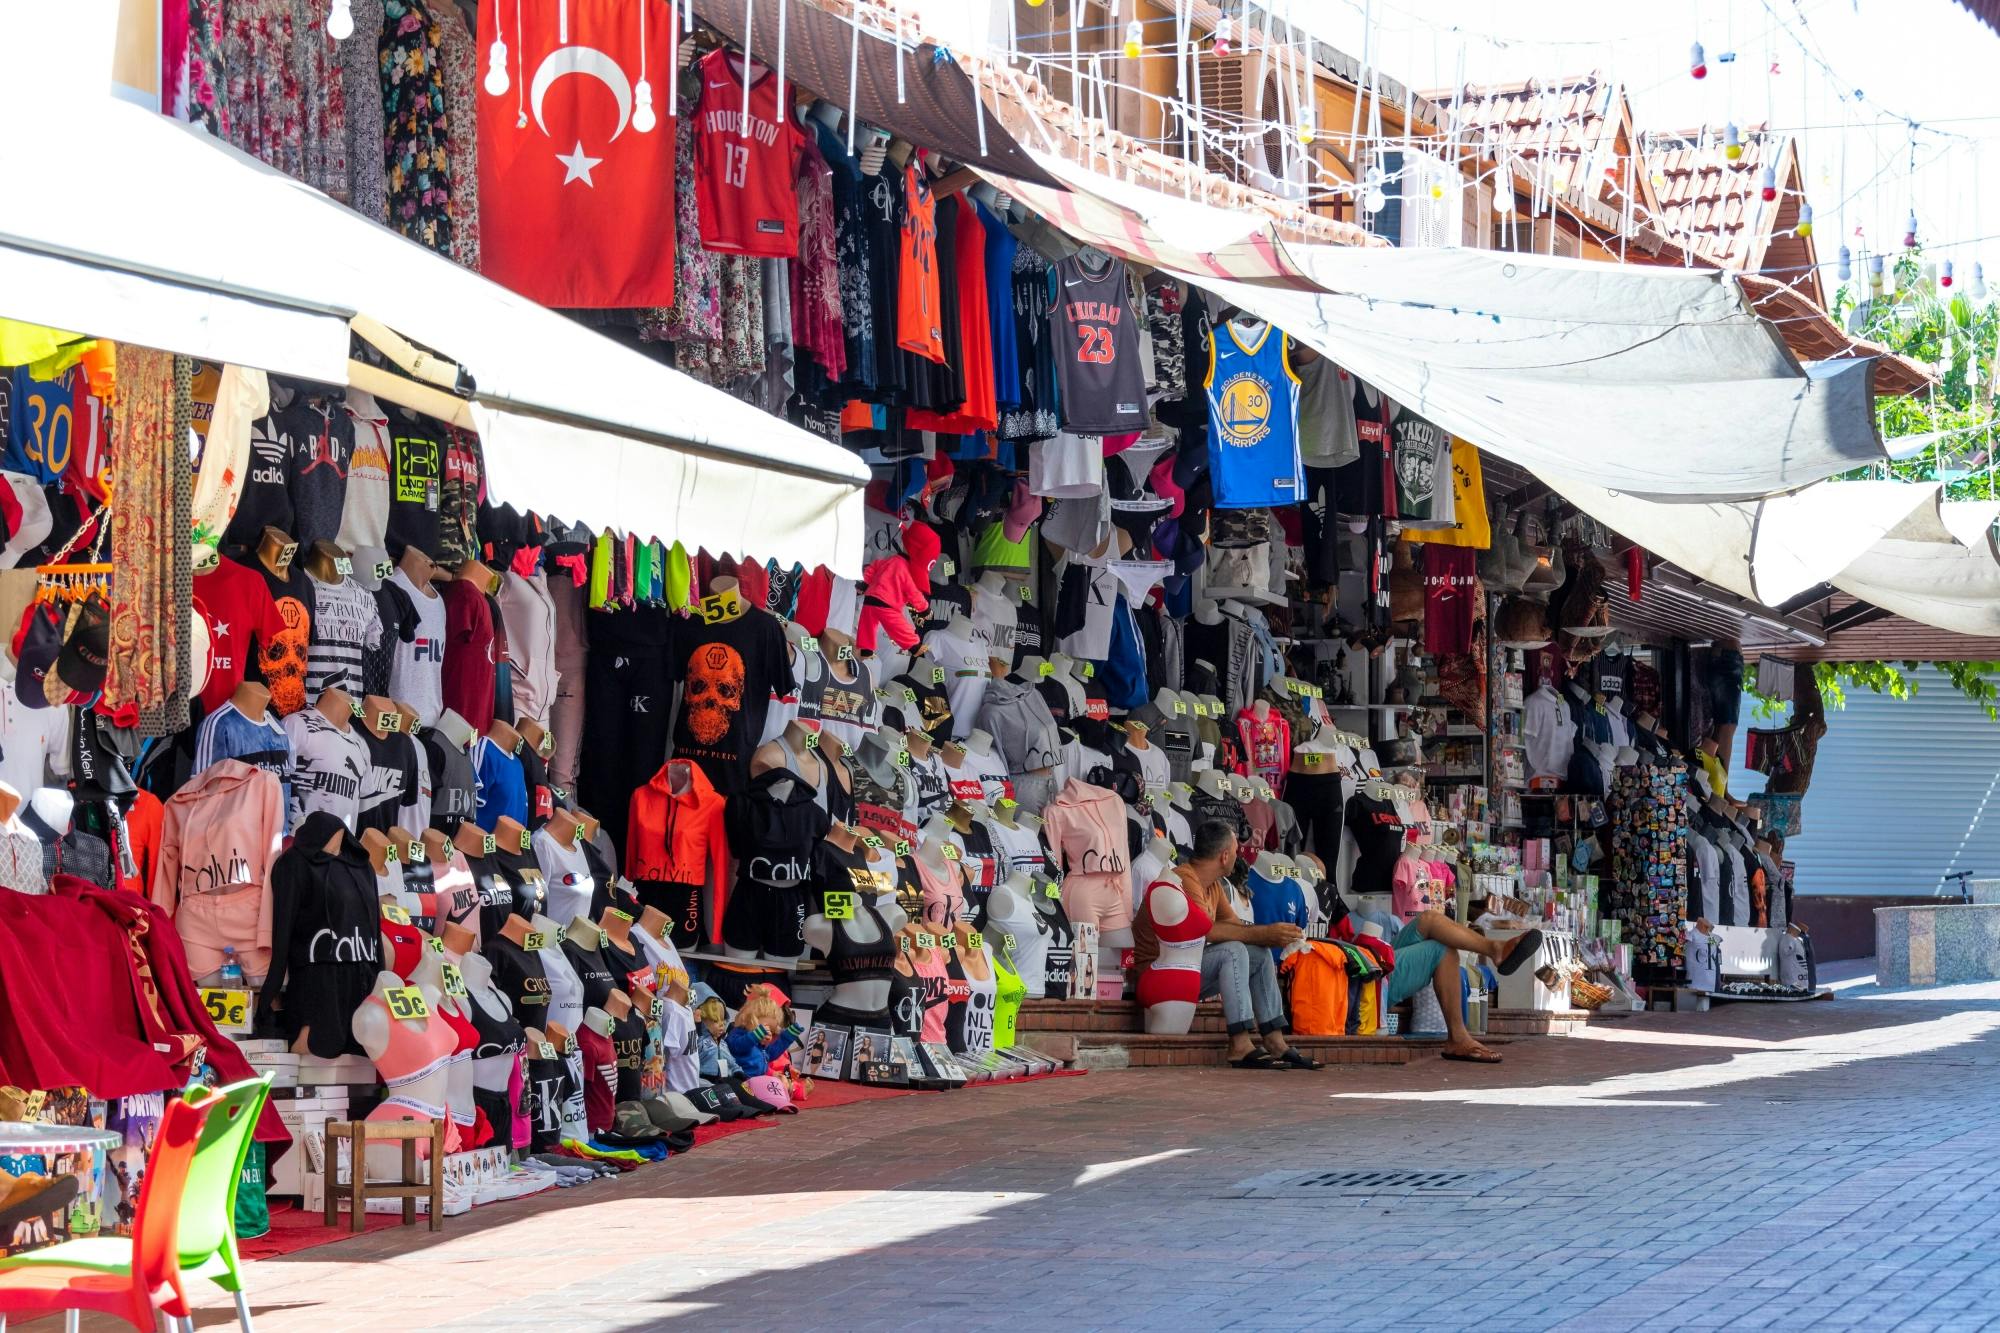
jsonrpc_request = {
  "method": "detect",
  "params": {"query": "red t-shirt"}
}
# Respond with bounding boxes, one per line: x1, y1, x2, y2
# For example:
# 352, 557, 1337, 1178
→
192, 557, 287, 715
440, 579, 495, 733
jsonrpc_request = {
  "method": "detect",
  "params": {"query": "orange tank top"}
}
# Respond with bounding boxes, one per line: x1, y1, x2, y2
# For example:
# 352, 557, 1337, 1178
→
897, 161, 945, 362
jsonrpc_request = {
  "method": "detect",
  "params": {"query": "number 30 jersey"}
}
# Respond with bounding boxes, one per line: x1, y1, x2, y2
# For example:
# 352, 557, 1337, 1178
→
1204, 318, 1304, 508
693, 49, 802, 258
1051, 252, 1149, 435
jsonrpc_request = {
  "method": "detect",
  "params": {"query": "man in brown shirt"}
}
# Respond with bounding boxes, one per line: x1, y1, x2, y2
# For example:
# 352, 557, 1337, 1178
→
1132, 819, 1318, 1069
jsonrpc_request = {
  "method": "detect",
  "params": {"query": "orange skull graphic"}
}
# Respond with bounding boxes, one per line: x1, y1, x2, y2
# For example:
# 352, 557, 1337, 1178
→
260, 596, 311, 716
684, 642, 745, 745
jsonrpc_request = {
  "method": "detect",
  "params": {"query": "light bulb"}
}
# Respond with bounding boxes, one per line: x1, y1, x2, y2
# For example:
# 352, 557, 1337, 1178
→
1690, 41, 1707, 79
1027, 0, 1046, 8
1976, 263, 1988, 300
484, 38, 511, 96
1213, 16, 1232, 54
1297, 119, 1314, 145
1495, 187, 1515, 214
1943, 259, 1955, 288
1123, 20, 1142, 59
633, 79, 657, 133
1364, 188, 1387, 213
1837, 244, 1851, 281
1869, 253, 1885, 291
1430, 182, 1444, 200
326, 0, 352, 40
1796, 203, 1813, 238
1905, 209, 1920, 249
1363, 165, 1385, 191
1760, 166, 1776, 202
1724, 123, 1742, 163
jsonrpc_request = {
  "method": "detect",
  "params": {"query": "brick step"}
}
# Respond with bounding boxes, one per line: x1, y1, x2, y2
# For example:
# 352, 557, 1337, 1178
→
1020, 1029, 1444, 1070
1018, 997, 1235, 1034
1486, 1008, 1591, 1037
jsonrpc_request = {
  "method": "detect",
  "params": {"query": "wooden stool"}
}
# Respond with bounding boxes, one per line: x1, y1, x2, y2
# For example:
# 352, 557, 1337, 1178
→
322, 1118, 446, 1232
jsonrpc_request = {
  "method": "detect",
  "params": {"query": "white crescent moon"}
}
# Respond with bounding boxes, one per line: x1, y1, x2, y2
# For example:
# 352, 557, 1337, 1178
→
529, 45, 632, 143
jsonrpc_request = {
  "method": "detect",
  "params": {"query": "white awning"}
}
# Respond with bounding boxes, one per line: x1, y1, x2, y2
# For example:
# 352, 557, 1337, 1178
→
986, 161, 1889, 501
0, 95, 868, 576
1831, 501, 2000, 638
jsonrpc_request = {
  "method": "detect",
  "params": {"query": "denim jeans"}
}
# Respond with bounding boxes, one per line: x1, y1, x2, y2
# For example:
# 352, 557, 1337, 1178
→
1200, 940, 1285, 1036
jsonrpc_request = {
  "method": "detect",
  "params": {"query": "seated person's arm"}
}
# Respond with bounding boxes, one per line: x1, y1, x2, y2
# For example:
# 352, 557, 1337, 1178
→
1206, 890, 1299, 948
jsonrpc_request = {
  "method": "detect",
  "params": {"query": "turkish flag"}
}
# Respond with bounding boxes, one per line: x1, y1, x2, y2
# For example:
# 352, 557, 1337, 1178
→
479, 0, 677, 308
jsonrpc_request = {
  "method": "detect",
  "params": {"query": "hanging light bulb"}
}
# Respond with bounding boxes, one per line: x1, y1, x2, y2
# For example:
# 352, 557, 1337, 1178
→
1905, 208, 1920, 248
1364, 187, 1388, 213
1431, 181, 1445, 201
326, 0, 353, 40
1943, 259, 1956, 289
1213, 16, 1232, 55
634, 78, 657, 133
1690, 41, 1707, 79
483, 34, 510, 96
1724, 123, 1742, 163
1977, 262, 1989, 300
1796, 202, 1814, 238
1027, 0, 1046, 7
1123, 19, 1143, 60
1495, 187, 1515, 214
1298, 112, 1315, 146
1363, 164, 1385, 192
1869, 253, 1886, 292
1760, 166, 1777, 202
1837, 244, 1852, 282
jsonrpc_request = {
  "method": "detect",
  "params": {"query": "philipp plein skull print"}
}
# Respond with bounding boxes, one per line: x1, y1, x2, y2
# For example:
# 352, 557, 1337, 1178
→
668, 608, 796, 795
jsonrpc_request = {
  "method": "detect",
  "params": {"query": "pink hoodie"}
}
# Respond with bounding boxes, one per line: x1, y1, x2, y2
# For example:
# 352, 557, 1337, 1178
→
153, 759, 287, 981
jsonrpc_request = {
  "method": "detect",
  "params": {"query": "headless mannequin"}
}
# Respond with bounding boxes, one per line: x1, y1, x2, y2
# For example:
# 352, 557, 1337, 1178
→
316, 686, 357, 732
1140, 880, 1205, 1035
751, 718, 827, 787
802, 890, 908, 1018
255, 527, 299, 582
408, 934, 477, 1140
353, 967, 457, 1167
434, 708, 476, 751
302, 540, 348, 585
1195, 769, 1234, 800
455, 557, 499, 598
232, 679, 273, 721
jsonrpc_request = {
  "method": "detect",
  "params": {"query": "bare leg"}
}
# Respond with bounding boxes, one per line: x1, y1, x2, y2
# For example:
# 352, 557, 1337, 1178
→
1433, 948, 1498, 1059
1411, 910, 1509, 964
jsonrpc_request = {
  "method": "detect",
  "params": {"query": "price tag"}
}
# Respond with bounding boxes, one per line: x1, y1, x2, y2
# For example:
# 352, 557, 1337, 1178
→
522, 931, 549, 951
426, 936, 445, 953
941, 843, 960, 861
1038, 662, 1055, 676
378, 709, 402, 732
837, 644, 855, 661
931, 666, 946, 685
899, 935, 912, 953
940, 557, 956, 577
1044, 881, 1062, 899
563, 1034, 578, 1056
348, 696, 363, 717
966, 931, 984, 949
902, 687, 918, 705
374, 559, 395, 581
441, 963, 467, 997
481, 833, 497, 856
1081, 663, 1095, 679
334, 556, 354, 577
383, 841, 402, 864
539, 730, 554, 756
1003, 933, 1017, 951
382, 903, 411, 924
894, 839, 911, 857
825, 890, 856, 920
894, 748, 911, 767
804, 729, 821, 749
519, 829, 533, 852
200, 988, 252, 1031
798, 634, 816, 655
1303, 752, 1323, 766
1173, 700, 1188, 714
408, 839, 425, 862
535, 1039, 558, 1060
699, 588, 742, 623
384, 985, 431, 1021
863, 835, 885, 849
609, 906, 634, 922
1019, 582, 1032, 602
916, 932, 937, 949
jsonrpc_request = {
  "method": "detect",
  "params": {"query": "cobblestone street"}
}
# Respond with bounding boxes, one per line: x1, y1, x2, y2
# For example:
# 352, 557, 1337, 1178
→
146, 972, 2000, 1332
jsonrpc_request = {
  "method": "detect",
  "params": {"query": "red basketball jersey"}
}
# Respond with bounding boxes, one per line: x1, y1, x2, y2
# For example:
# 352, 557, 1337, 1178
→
693, 50, 802, 258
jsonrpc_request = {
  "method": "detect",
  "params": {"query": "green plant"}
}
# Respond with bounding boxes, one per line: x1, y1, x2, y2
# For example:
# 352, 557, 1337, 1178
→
1744, 660, 2000, 722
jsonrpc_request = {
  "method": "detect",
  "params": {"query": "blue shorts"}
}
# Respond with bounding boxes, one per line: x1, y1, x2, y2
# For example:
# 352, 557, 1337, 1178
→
1387, 919, 1446, 1006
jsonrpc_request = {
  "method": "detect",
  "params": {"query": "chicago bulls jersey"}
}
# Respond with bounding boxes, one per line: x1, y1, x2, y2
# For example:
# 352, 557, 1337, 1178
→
693, 50, 802, 258
1051, 252, 1148, 435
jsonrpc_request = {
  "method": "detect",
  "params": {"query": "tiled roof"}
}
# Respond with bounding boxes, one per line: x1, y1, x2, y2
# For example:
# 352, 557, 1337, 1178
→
1427, 74, 1626, 202
1639, 125, 1786, 271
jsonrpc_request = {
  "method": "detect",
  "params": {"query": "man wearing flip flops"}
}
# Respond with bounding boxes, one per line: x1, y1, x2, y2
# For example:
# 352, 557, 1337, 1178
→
1135, 821, 1542, 1067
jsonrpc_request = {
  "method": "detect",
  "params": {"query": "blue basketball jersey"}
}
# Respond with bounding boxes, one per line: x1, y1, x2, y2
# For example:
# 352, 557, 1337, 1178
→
1203, 320, 1302, 508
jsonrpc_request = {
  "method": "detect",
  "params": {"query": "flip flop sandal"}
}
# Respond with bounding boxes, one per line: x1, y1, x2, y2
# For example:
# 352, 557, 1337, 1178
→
1230, 1051, 1290, 1070
1440, 1049, 1503, 1064
1498, 928, 1546, 976
1274, 1050, 1325, 1070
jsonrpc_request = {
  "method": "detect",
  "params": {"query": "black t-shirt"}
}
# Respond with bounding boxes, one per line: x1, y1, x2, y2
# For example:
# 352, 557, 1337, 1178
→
224, 404, 300, 554
667, 607, 795, 795
384, 408, 444, 560
367, 576, 418, 698
1344, 790, 1406, 896
288, 392, 356, 548
485, 933, 550, 1022
357, 728, 420, 836
252, 562, 315, 718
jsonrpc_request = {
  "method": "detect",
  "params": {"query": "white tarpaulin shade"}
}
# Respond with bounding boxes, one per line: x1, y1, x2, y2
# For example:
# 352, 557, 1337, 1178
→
1541, 477, 1939, 606
0, 94, 868, 576
1830, 501, 2000, 638
985, 164, 1889, 500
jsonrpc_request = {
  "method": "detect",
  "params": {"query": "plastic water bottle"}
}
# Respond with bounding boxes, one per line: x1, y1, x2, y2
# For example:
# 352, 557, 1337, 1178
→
219, 947, 245, 986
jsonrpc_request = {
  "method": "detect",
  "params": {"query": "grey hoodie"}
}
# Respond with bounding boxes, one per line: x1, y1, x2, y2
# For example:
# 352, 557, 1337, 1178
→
979, 677, 1063, 774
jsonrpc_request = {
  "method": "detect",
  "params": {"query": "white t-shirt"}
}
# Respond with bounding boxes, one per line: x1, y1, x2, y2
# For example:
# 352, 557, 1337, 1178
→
386, 568, 446, 727
1522, 686, 1577, 780
283, 705, 370, 832
498, 571, 559, 729
1128, 741, 1171, 803
1056, 564, 1119, 662
0, 693, 70, 800
968, 583, 1020, 663
532, 827, 596, 924
1028, 432, 1104, 499
305, 574, 383, 698
337, 389, 392, 552
922, 625, 992, 743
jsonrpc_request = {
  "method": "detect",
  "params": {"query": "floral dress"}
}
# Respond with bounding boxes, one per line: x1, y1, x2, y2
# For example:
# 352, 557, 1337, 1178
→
342, 0, 389, 221
379, 0, 453, 255
433, 0, 481, 269
223, 0, 303, 177
292, 0, 348, 199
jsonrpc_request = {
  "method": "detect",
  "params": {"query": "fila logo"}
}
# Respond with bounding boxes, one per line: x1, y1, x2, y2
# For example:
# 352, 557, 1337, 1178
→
412, 636, 444, 664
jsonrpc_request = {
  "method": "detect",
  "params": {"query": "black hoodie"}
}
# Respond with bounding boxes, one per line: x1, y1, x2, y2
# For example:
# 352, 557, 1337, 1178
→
259, 811, 381, 1058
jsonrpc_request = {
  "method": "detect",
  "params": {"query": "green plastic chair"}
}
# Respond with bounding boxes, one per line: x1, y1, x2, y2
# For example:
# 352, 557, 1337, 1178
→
0, 1077, 272, 1333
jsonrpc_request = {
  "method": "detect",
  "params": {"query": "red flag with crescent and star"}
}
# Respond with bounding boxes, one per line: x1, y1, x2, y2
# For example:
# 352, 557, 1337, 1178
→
478, 0, 678, 307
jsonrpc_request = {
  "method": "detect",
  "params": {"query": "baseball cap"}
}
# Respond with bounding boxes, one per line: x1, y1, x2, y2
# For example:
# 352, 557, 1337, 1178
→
12, 601, 61, 709
683, 1085, 744, 1122
641, 1097, 702, 1135
47, 595, 110, 702
742, 1075, 796, 1113
604, 1102, 668, 1143
660, 1089, 717, 1127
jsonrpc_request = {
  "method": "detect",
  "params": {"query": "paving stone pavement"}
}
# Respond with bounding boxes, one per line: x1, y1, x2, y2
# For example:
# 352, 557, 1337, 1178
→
68, 971, 2000, 1331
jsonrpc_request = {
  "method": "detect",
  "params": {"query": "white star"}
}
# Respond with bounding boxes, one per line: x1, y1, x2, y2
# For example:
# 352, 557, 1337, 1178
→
556, 140, 603, 187
211, 620, 231, 640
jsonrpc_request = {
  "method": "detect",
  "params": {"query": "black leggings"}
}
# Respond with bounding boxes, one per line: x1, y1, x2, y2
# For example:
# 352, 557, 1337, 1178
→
1286, 769, 1347, 865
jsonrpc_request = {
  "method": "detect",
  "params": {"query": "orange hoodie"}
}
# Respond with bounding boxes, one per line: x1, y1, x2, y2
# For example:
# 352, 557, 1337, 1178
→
626, 759, 730, 932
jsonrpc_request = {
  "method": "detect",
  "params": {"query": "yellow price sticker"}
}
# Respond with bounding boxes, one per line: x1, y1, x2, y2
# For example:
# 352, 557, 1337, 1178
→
384, 985, 431, 1022
481, 833, 497, 856
441, 963, 468, 997
519, 829, 532, 852
382, 903, 411, 924
407, 839, 424, 863
966, 931, 984, 949
522, 931, 549, 951
916, 932, 937, 948
824, 890, 856, 920
200, 988, 252, 1031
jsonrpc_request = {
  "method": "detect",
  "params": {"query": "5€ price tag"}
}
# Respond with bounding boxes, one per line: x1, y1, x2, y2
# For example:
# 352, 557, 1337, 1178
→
916, 932, 937, 949
407, 839, 424, 863
966, 931, 984, 949
941, 842, 960, 861
518, 829, 533, 852
1044, 880, 1062, 899
481, 833, 497, 856
931, 666, 946, 685
522, 930, 549, 951
384, 985, 430, 1021
200, 988, 252, 1032
824, 890, 856, 920
382, 903, 411, 924
441, 963, 468, 997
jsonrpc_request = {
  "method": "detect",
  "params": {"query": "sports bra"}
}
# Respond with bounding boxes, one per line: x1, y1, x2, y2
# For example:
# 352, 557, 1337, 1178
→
381, 911, 426, 979
826, 899, 899, 986
775, 733, 831, 813
464, 977, 524, 1060
364, 988, 458, 1092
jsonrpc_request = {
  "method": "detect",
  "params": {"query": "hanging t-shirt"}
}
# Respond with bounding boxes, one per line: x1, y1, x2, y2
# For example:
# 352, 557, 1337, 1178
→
1390, 403, 1455, 529
1205, 318, 1304, 508
1296, 357, 1360, 468
383, 408, 444, 560
337, 389, 392, 552
896, 160, 946, 362
386, 568, 447, 727
5, 365, 100, 488
1051, 252, 1148, 434
223, 405, 301, 554
305, 573, 383, 698
440, 579, 496, 733
666, 607, 794, 795
191, 556, 288, 716
283, 706, 370, 832
286, 393, 355, 548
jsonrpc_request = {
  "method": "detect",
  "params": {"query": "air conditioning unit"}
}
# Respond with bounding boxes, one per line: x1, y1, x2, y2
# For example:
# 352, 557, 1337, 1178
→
1396, 148, 1465, 249
1192, 52, 1310, 201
